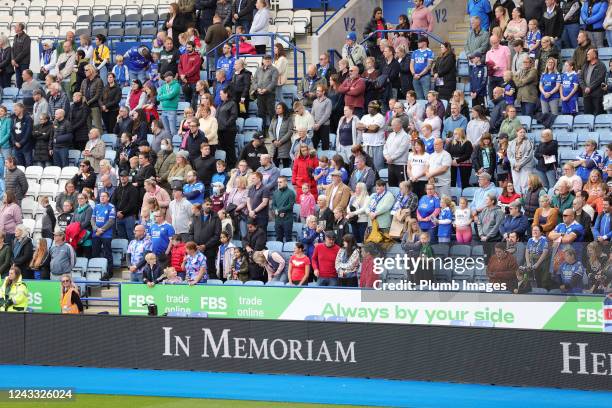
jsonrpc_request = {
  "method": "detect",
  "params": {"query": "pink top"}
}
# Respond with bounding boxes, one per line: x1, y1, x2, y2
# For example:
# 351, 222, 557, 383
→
0, 203, 22, 234
411, 6, 434, 32
504, 19, 527, 41
142, 186, 171, 211
486, 45, 511, 77
299, 193, 316, 219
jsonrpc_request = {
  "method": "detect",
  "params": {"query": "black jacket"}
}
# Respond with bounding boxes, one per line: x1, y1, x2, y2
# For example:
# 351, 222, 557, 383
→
69, 101, 91, 142
242, 227, 266, 251
71, 172, 96, 192
380, 58, 400, 90
164, 13, 190, 46
230, 69, 252, 104
471, 145, 497, 176
193, 154, 217, 187
134, 164, 156, 193
534, 140, 558, 171
232, 0, 256, 22
32, 121, 53, 162
11, 113, 33, 150
363, 18, 387, 47
523, 0, 545, 21
217, 100, 238, 132
433, 53, 457, 98
0, 46, 14, 76
100, 84, 122, 112
0, 244, 11, 278
159, 48, 181, 76
114, 117, 133, 137
142, 263, 163, 284
111, 182, 140, 218
239, 142, 268, 171
12, 237, 33, 277
196, 0, 217, 29
542, 5, 564, 39
489, 97, 507, 133
51, 118, 73, 149
188, 211, 222, 250
185, 131, 208, 163
11, 32, 31, 65
580, 61, 607, 98
132, 121, 150, 144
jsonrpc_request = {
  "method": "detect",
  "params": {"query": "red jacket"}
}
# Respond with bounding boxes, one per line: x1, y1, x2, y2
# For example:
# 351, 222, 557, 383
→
232, 41, 257, 56
312, 243, 340, 279
292, 154, 318, 188
169, 242, 186, 272
178, 51, 203, 84
337, 76, 365, 109
359, 255, 378, 288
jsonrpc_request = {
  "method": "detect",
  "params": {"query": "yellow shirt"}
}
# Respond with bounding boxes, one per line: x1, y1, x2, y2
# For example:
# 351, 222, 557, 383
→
93, 45, 110, 65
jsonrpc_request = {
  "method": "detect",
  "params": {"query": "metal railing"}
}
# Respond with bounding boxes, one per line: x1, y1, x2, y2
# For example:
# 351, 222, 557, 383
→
314, 0, 350, 35
203, 33, 308, 85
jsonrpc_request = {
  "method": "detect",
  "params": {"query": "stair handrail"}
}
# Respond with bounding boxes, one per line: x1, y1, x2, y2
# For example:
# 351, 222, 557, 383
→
314, 0, 351, 35
361, 29, 445, 47
204, 33, 307, 86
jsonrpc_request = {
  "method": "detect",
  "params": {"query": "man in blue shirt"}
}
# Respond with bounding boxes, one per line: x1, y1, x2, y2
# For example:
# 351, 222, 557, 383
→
183, 170, 205, 204
150, 211, 175, 269
467, 0, 491, 31
594, 196, 612, 241
410, 36, 434, 100
213, 69, 230, 107
548, 209, 585, 244
470, 172, 498, 216
442, 103, 468, 138
91, 191, 116, 280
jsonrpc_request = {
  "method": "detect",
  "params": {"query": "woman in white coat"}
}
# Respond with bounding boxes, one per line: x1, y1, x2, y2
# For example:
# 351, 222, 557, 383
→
249, 0, 271, 55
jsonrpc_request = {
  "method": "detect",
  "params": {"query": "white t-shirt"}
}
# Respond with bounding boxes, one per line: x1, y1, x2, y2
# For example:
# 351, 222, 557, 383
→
454, 207, 472, 227
428, 150, 452, 187
359, 113, 386, 146
408, 152, 430, 181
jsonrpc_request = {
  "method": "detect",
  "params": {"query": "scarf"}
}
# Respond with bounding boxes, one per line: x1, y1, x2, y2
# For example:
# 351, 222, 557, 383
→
369, 190, 389, 213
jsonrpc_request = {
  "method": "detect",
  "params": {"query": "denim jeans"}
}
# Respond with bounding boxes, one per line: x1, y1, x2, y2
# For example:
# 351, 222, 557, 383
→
535, 168, 557, 190
98, 65, 108, 86
130, 271, 143, 282
161, 110, 177, 136
413, 74, 431, 100
53, 147, 69, 168
129, 70, 147, 83
562, 24, 580, 49
317, 277, 338, 286
521, 102, 536, 116
607, 30, 612, 47
116, 215, 136, 242
14, 149, 32, 166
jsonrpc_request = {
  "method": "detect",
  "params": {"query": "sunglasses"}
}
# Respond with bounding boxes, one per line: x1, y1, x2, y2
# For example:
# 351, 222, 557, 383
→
61, 280, 69, 283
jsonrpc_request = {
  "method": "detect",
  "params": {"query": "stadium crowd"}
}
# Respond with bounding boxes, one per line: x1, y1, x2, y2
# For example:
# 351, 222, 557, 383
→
0, 0, 612, 305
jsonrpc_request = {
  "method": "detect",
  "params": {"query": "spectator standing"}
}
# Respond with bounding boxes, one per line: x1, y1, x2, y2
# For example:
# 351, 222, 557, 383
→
83, 128, 105, 173
337, 66, 366, 117
539, 57, 561, 114
217, 88, 239, 168
485, 35, 511, 98
515, 57, 538, 115
112, 171, 140, 242
357, 101, 386, 172
562, 0, 582, 48
383, 118, 411, 187
167, 188, 192, 239
32, 112, 52, 167
467, 0, 491, 30
410, 36, 434, 100
91, 191, 115, 279
0, 36, 14, 91
432, 42, 457, 101
341, 32, 367, 71
0, 191, 21, 244
268, 102, 293, 168
534, 129, 558, 189
3, 157, 28, 203
487, 243, 518, 287
232, 0, 257, 32
504, 8, 528, 43
581, 0, 608, 48
368, 180, 395, 234
572, 139, 602, 183
533, 194, 559, 234
508, 128, 534, 194
164, 3, 189, 48
196, 0, 216, 35
335, 234, 360, 287
69, 92, 90, 151
465, 17, 490, 57
178, 42, 203, 106
411, 0, 434, 32
247, 172, 271, 229
10, 103, 33, 166
251, 55, 278, 132
579, 48, 606, 115
49, 231, 76, 280
100, 73, 122, 134
466, 105, 490, 147
312, 232, 340, 286
272, 176, 296, 243
158, 71, 181, 136
150, 209, 175, 270
250, 0, 271, 55
11, 23, 30, 89
446, 128, 473, 188
80, 64, 103, 130
312, 85, 332, 151
126, 224, 152, 281
498, 105, 521, 141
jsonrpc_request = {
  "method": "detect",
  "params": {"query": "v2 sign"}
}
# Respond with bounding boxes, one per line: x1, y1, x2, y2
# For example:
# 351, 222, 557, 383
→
343, 17, 356, 32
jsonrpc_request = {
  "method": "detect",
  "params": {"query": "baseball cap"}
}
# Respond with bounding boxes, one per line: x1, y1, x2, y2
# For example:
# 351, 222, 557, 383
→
346, 32, 357, 42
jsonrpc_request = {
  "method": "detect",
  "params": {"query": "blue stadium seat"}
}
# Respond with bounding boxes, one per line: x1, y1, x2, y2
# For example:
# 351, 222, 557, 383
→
225, 279, 243, 285
461, 187, 478, 199
577, 132, 597, 145
555, 133, 576, 149
248, 101, 258, 116
86, 258, 107, 281
283, 241, 296, 253
378, 168, 388, 181
2, 87, 19, 101
244, 117, 263, 132
432, 244, 450, 257
214, 149, 226, 161
110, 239, 128, 268
267, 241, 283, 253
387, 186, 399, 197
101, 133, 117, 148
72, 257, 88, 278
551, 115, 573, 131
189, 312, 209, 318
172, 135, 182, 148
531, 287, 548, 294
105, 150, 117, 162
449, 245, 470, 257
594, 114, 612, 130
167, 311, 190, 317
280, 167, 292, 180
245, 280, 264, 286
327, 316, 348, 322
68, 149, 81, 166
471, 245, 484, 256
281, 84, 298, 106
473, 320, 495, 327
450, 320, 470, 326
266, 280, 286, 286
236, 117, 244, 132
600, 129, 612, 145
517, 115, 531, 131
573, 114, 594, 131
206, 279, 224, 285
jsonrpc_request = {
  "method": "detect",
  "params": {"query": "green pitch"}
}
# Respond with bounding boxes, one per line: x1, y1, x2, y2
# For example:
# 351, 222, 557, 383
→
0, 394, 375, 408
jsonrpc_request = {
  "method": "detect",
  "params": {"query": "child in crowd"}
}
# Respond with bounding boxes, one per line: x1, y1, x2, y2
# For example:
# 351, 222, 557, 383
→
302, 215, 323, 258
211, 182, 225, 212
501, 70, 516, 106
231, 247, 249, 282
453, 197, 472, 244
556, 247, 585, 293
162, 267, 184, 284
211, 160, 229, 186
128, 156, 140, 182
186, 27, 202, 51
111, 55, 130, 87
146, 52, 161, 88
151, 32, 167, 53
420, 125, 436, 154
591, 185, 605, 215
218, 209, 234, 238
142, 253, 162, 287
168, 235, 186, 280
560, 60, 579, 115
178, 32, 189, 55
179, 107, 195, 143
435, 195, 454, 243
39, 196, 56, 239
313, 155, 331, 194
512, 268, 532, 294
468, 52, 486, 108
526, 19, 541, 58
299, 183, 316, 222
140, 198, 160, 237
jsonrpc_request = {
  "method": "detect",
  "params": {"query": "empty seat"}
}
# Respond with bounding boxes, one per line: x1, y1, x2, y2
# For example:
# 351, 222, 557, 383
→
26, 183, 40, 199
573, 114, 594, 130
25, 166, 43, 181
224, 279, 243, 285
111, 239, 128, 268
86, 258, 107, 281
245, 280, 264, 286
41, 166, 61, 182
38, 182, 59, 199
552, 115, 573, 130
206, 279, 224, 285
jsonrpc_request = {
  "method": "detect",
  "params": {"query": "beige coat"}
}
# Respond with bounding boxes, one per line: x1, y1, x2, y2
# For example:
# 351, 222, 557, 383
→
514, 67, 538, 104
